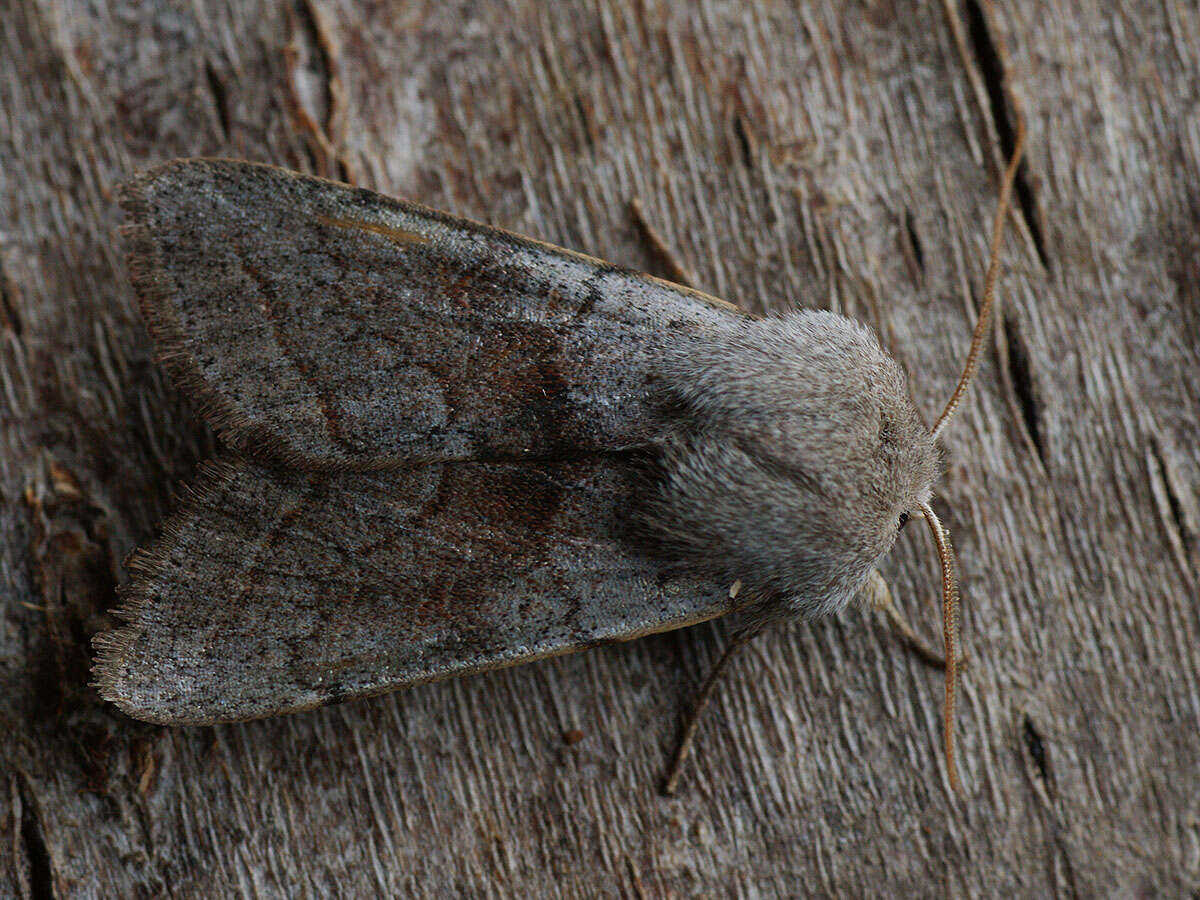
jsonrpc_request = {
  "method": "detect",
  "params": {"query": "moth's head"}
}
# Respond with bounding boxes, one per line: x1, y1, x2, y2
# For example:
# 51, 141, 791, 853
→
648, 310, 939, 616
649, 122, 1023, 797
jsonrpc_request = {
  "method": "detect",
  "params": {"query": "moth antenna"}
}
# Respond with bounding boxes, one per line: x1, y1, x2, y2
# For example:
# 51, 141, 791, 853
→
917, 501, 962, 794
931, 116, 1027, 439
661, 624, 764, 796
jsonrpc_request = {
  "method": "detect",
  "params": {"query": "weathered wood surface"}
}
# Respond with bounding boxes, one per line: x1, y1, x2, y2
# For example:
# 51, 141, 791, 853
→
2, 0, 1197, 895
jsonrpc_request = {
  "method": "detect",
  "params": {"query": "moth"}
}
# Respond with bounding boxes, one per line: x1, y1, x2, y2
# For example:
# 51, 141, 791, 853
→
95, 127, 1025, 794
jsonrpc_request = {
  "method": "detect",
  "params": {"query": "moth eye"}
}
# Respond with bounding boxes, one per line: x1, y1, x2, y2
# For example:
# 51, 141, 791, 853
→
897, 512, 910, 531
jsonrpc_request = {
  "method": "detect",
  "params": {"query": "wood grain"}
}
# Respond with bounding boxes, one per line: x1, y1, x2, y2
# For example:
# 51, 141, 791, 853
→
2, 0, 1196, 895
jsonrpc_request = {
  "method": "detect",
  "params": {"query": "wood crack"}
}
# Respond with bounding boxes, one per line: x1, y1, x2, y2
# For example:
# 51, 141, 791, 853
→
732, 114, 754, 169
18, 780, 56, 900
963, 0, 1050, 269
0, 254, 23, 337
1019, 715, 1081, 899
629, 197, 697, 287
903, 207, 925, 276
1022, 714, 1051, 787
1146, 436, 1198, 583
997, 309, 1047, 467
204, 60, 232, 139
284, 0, 347, 181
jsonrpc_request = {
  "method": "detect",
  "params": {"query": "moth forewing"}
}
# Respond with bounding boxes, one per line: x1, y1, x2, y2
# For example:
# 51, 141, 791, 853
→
118, 159, 742, 470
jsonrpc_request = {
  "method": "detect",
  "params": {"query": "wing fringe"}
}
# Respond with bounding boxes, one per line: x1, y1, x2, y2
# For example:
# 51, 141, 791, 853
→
91, 456, 244, 720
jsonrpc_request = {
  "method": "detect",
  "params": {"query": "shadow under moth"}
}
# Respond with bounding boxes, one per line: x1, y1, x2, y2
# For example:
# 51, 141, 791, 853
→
95, 126, 1025, 795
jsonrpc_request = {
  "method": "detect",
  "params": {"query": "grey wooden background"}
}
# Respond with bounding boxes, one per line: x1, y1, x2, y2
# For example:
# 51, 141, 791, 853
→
3, 0, 1198, 896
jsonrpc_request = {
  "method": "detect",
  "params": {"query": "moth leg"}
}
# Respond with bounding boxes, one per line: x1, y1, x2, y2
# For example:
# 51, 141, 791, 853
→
660, 624, 765, 796
861, 569, 959, 670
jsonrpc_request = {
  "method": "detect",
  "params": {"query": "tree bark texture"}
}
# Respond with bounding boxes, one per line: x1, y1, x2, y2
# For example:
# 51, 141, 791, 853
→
2, 0, 1198, 896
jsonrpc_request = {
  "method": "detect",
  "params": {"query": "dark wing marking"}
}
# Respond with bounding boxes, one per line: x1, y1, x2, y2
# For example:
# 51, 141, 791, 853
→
94, 457, 739, 724
120, 160, 742, 468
